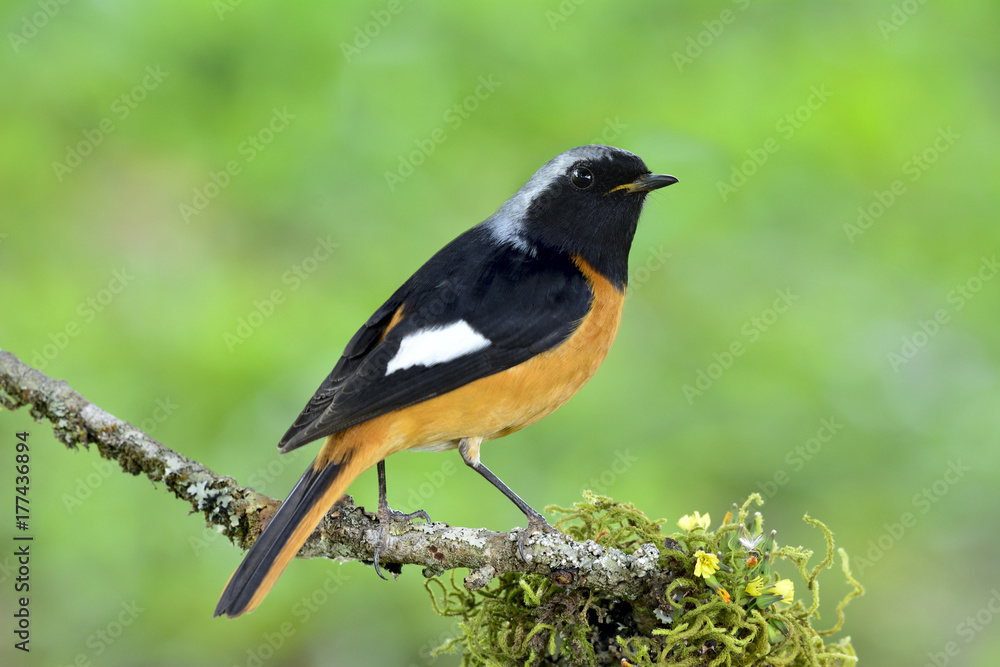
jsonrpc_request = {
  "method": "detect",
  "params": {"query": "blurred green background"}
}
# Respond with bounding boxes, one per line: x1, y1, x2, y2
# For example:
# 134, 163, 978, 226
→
2, 1, 998, 665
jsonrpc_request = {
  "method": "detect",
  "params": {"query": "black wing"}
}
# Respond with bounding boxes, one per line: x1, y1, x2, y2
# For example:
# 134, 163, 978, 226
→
278, 226, 593, 452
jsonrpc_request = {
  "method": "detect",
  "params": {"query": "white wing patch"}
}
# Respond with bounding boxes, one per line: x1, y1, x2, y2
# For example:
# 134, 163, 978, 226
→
385, 321, 491, 375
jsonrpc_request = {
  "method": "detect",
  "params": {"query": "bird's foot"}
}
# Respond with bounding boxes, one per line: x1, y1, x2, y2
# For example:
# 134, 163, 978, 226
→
373, 503, 431, 580
516, 514, 560, 562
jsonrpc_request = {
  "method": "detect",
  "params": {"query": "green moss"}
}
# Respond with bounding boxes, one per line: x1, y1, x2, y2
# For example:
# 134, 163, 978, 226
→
426, 493, 862, 666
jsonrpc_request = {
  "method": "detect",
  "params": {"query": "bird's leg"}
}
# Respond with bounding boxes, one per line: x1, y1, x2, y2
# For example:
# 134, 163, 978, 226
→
458, 437, 559, 562
373, 459, 431, 580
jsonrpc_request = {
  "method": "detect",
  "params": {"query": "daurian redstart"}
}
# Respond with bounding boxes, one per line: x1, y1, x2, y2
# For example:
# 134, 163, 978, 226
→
215, 145, 677, 617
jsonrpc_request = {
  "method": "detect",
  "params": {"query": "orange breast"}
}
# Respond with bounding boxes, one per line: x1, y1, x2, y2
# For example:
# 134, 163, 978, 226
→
342, 256, 626, 460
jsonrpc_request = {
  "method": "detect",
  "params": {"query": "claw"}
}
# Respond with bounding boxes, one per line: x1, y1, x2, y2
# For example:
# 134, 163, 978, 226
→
373, 503, 431, 579
393, 508, 432, 523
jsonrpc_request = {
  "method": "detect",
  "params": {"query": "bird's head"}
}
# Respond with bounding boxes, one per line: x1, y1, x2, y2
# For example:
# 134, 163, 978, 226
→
487, 145, 677, 288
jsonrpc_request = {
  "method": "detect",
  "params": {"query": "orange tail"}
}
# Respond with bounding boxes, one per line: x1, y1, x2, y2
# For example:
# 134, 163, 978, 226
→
214, 439, 371, 618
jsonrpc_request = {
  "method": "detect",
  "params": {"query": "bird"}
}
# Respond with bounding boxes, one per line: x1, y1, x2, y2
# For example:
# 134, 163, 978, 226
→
214, 144, 677, 618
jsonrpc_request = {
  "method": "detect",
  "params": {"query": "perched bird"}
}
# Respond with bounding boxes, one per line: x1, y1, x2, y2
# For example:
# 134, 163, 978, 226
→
214, 144, 677, 618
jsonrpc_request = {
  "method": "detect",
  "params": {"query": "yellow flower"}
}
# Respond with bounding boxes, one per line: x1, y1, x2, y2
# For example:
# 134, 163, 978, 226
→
767, 579, 795, 603
693, 550, 720, 578
719, 587, 732, 604
745, 576, 765, 597
677, 511, 711, 532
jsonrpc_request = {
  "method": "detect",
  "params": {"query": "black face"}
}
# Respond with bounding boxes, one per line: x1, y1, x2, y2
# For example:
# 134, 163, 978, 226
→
520, 147, 671, 288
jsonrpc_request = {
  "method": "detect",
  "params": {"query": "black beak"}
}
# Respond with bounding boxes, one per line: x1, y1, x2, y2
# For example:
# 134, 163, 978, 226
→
609, 173, 679, 195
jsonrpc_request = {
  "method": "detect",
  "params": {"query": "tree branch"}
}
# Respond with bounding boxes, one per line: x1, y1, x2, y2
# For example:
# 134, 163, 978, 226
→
0, 348, 667, 598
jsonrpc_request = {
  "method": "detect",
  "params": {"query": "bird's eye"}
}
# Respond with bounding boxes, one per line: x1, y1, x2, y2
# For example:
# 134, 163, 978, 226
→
570, 166, 595, 190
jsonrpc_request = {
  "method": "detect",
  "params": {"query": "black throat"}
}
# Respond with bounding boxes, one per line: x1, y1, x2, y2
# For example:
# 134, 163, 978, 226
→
523, 194, 645, 292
